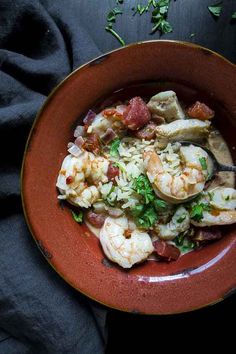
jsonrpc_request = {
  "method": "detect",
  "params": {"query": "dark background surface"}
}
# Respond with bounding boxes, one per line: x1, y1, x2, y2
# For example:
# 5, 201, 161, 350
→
1, 0, 235, 352
80, 0, 236, 63
77, 0, 236, 352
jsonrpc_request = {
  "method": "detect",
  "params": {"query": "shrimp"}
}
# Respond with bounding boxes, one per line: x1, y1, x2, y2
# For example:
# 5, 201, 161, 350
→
144, 144, 211, 203
191, 187, 236, 227
56, 151, 109, 208
154, 206, 190, 240
99, 216, 154, 268
147, 91, 185, 122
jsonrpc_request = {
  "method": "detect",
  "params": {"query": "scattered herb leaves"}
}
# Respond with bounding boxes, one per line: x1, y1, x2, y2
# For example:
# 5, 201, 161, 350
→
190, 203, 212, 222
113, 161, 125, 172
134, 205, 158, 228
174, 233, 196, 252
109, 138, 121, 157
133, 0, 173, 34
133, 174, 155, 204
72, 210, 83, 223
105, 2, 125, 46
176, 215, 186, 223
208, 2, 223, 17
153, 198, 168, 211
199, 157, 207, 170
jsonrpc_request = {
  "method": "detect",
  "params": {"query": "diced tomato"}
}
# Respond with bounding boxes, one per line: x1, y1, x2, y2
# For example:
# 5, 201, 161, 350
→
107, 162, 119, 181
187, 101, 215, 120
102, 108, 123, 119
122, 97, 151, 130
66, 176, 74, 185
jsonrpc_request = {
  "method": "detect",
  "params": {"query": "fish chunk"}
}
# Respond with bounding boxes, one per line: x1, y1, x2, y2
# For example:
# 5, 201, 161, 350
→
156, 119, 211, 147
147, 91, 185, 123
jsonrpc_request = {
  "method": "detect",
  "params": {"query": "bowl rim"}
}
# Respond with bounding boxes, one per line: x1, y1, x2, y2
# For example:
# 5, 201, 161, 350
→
21, 40, 236, 315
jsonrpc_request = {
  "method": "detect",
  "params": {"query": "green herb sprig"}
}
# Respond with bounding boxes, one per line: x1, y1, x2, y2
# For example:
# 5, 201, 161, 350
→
208, 2, 223, 18
131, 174, 168, 228
133, 0, 173, 34
105, 2, 125, 46
190, 203, 212, 222
109, 138, 121, 157
72, 210, 83, 223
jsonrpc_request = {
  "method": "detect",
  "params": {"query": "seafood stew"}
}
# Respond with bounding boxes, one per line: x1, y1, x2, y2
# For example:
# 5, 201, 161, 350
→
56, 90, 236, 269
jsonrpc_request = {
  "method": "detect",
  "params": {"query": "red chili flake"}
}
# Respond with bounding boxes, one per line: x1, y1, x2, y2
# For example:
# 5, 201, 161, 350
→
66, 176, 74, 184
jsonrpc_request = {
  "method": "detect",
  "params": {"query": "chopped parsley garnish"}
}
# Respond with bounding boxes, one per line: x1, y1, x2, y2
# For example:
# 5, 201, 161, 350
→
208, 191, 213, 201
174, 233, 196, 253
131, 175, 170, 228
176, 215, 186, 223
153, 198, 168, 211
133, 174, 155, 204
131, 204, 145, 217
72, 210, 83, 223
190, 203, 212, 222
133, 205, 158, 228
225, 195, 230, 201
109, 138, 121, 157
113, 161, 125, 172
199, 156, 207, 170
208, 2, 223, 17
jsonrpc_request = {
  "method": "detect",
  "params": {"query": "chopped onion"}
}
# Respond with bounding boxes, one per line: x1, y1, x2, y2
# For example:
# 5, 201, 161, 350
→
107, 207, 123, 217
83, 110, 96, 126
93, 202, 107, 213
74, 136, 84, 147
68, 143, 82, 157
74, 125, 85, 138
101, 128, 117, 144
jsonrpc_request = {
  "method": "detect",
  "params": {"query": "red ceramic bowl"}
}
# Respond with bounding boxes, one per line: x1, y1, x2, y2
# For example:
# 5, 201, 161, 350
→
21, 40, 236, 314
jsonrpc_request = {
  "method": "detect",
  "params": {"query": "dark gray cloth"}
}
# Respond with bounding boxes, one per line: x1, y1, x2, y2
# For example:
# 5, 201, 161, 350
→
0, 1, 107, 353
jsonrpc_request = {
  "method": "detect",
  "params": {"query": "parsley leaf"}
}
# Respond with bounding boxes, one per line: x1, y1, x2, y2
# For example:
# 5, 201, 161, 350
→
113, 161, 125, 172
208, 2, 223, 17
176, 215, 186, 223
105, 3, 125, 46
174, 233, 196, 252
132, 0, 172, 35
190, 203, 212, 222
199, 157, 207, 170
133, 174, 155, 204
109, 138, 121, 157
135, 205, 158, 228
131, 204, 145, 217
72, 210, 83, 223
153, 198, 168, 211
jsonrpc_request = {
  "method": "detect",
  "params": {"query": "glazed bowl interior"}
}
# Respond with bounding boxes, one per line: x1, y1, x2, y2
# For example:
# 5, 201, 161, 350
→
22, 41, 236, 314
